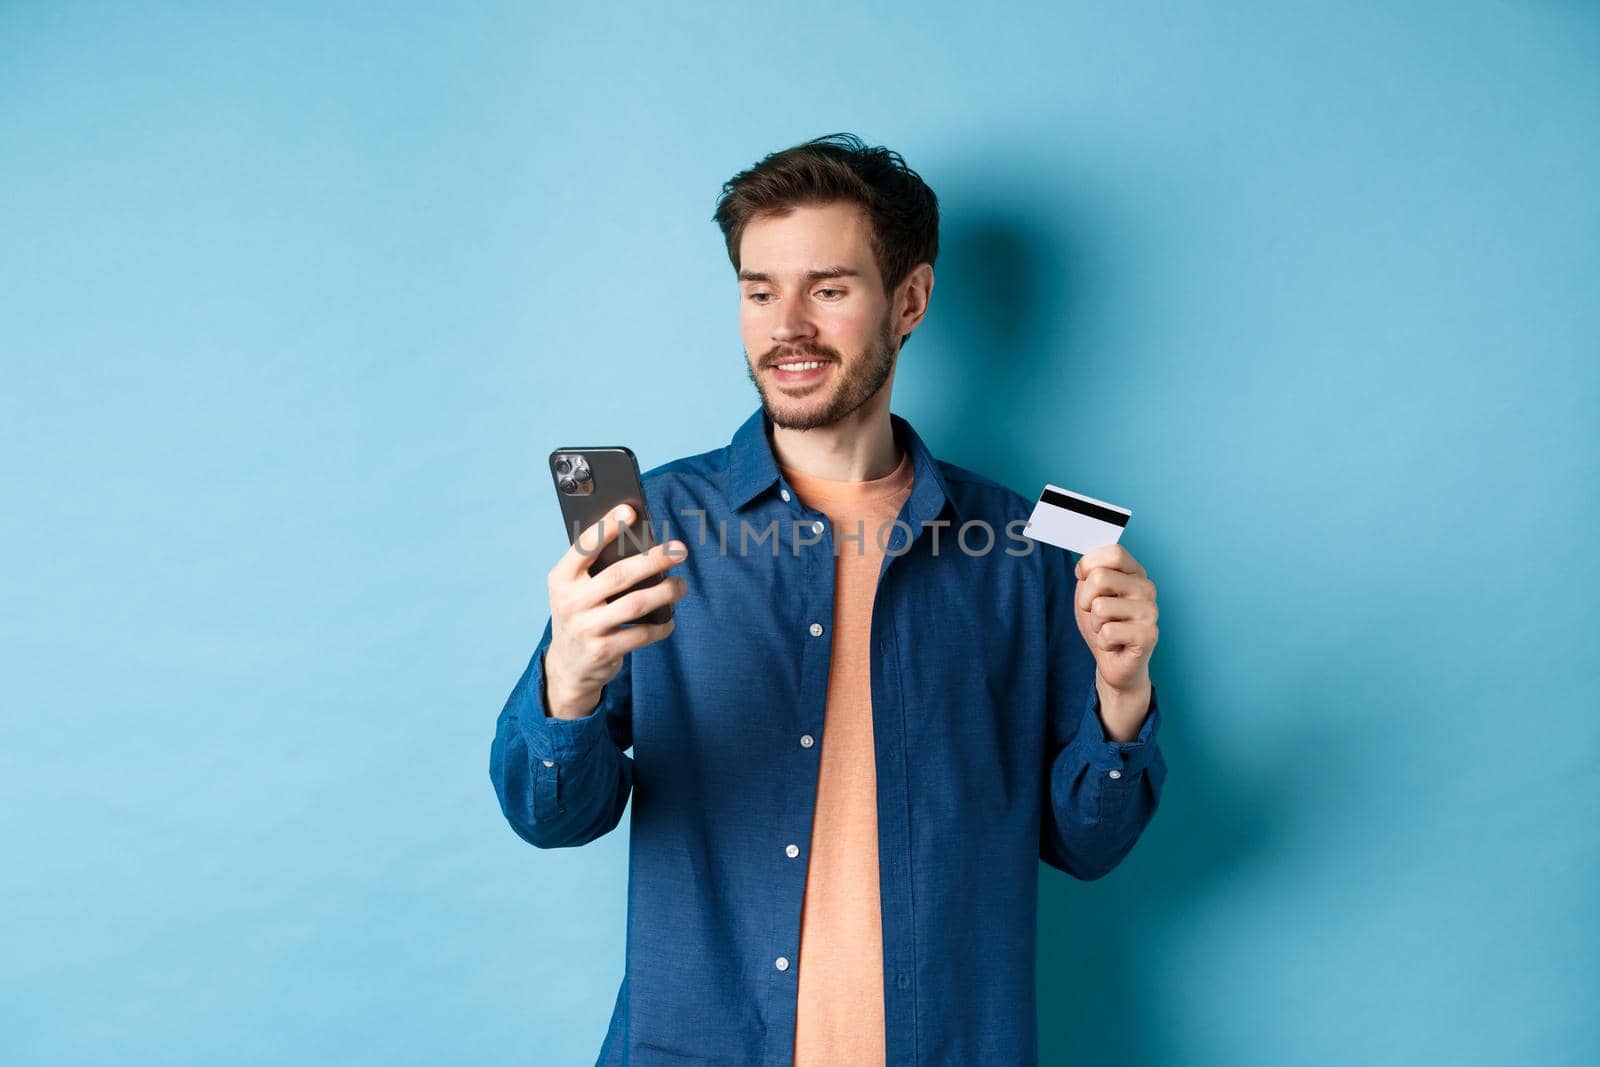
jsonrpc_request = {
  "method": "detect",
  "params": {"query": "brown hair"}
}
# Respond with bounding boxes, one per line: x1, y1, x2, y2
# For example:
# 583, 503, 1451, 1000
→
712, 131, 939, 314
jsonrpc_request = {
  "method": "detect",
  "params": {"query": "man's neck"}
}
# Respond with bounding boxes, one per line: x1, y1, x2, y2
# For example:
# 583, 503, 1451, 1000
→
769, 389, 901, 483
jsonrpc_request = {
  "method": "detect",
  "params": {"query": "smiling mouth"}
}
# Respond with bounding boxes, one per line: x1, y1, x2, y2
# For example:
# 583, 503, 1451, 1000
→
769, 359, 835, 388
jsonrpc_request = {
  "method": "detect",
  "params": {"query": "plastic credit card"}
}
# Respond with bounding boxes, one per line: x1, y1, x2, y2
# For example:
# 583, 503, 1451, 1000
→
1022, 484, 1131, 554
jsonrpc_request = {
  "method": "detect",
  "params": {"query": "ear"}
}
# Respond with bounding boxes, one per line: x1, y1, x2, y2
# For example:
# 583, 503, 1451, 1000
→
894, 263, 935, 339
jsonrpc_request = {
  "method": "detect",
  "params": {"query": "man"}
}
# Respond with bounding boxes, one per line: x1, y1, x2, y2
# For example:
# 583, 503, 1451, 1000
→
490, 133, 1167, 1066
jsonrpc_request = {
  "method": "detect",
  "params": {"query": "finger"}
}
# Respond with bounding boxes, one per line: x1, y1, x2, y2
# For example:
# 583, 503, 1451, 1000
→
592, 540, 688, 601
1075, 545, 1145, 579
1087, 595, 1156, 632
1095, 620, 1150, 652
557, 504, 636, 582
1075, 569, 1150, 612
593, 574, 686, 632
604, 615, 676, 656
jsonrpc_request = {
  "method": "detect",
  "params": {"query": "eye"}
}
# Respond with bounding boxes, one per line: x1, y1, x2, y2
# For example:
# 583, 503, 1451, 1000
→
746, 292, 773, 304
816, 288, 844, 299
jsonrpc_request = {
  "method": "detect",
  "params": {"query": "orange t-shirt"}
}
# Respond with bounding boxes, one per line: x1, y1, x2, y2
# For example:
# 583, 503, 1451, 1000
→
778, 446, 916, 1067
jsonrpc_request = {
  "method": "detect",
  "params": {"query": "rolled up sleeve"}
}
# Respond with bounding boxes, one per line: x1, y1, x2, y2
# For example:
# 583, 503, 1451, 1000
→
489, 618, 634, 850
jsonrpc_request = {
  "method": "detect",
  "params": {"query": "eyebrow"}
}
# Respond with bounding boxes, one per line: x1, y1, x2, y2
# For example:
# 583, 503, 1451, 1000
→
737, 266, 862, 284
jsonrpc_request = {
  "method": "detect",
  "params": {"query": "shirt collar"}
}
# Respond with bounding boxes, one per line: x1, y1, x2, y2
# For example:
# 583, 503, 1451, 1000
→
723, 406, 965, 525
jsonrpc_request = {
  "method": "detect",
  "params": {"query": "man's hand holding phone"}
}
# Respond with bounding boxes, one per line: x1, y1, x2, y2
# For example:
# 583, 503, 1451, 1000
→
543, 504, 688, 719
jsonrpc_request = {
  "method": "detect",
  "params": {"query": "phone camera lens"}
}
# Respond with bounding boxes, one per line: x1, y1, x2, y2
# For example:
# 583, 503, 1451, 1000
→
558, 475, 576, 493
554, 457, 572, 476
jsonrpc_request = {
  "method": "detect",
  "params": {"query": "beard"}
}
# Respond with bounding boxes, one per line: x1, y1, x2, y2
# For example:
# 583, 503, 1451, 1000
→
744, 315, 900, 432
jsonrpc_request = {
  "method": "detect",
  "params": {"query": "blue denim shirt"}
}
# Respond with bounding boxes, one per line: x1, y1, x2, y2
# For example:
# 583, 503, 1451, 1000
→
489, 407, 1167, 1066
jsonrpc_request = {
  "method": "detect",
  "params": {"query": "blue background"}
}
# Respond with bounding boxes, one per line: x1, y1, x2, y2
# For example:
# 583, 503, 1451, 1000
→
3, 2, 1595, 1064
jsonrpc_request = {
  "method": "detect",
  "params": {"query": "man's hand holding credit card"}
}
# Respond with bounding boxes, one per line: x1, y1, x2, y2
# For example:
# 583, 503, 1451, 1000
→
1023, 482, 1160, 740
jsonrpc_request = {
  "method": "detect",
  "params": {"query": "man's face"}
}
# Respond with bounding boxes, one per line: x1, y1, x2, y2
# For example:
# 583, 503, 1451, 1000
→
737, 201, 901, 432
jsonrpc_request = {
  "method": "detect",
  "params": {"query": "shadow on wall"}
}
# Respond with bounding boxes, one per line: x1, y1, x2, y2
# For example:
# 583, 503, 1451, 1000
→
924, 210, 1304, 1066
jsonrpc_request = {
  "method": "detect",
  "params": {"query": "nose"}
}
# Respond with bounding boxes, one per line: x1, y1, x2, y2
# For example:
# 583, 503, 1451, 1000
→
770, 294, 815, 345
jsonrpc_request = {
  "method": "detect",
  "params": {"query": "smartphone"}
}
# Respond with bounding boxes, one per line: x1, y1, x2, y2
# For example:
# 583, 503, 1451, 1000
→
549, 446, 673, 625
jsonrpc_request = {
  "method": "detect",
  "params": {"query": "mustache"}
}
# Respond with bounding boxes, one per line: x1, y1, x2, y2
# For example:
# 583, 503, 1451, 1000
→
762, 345, 841, 367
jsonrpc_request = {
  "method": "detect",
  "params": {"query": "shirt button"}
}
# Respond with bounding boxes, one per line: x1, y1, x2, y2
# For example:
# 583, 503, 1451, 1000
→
811, 519, 824, 534
542, 759, 554, 768
800, 734, 815, 748
785, 844, 799, 858
780, 488, 791, 502
775, 956, 790, 971
1108, 769, 1122, 779
809, 622, 824, 637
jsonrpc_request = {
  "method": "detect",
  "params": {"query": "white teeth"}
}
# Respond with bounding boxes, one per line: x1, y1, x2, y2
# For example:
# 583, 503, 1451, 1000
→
775, 361, 826, 371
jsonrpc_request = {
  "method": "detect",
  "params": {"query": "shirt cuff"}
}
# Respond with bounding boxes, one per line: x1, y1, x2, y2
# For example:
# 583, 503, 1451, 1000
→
508, 645, 615, 765
1073, 681, 1162, 778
